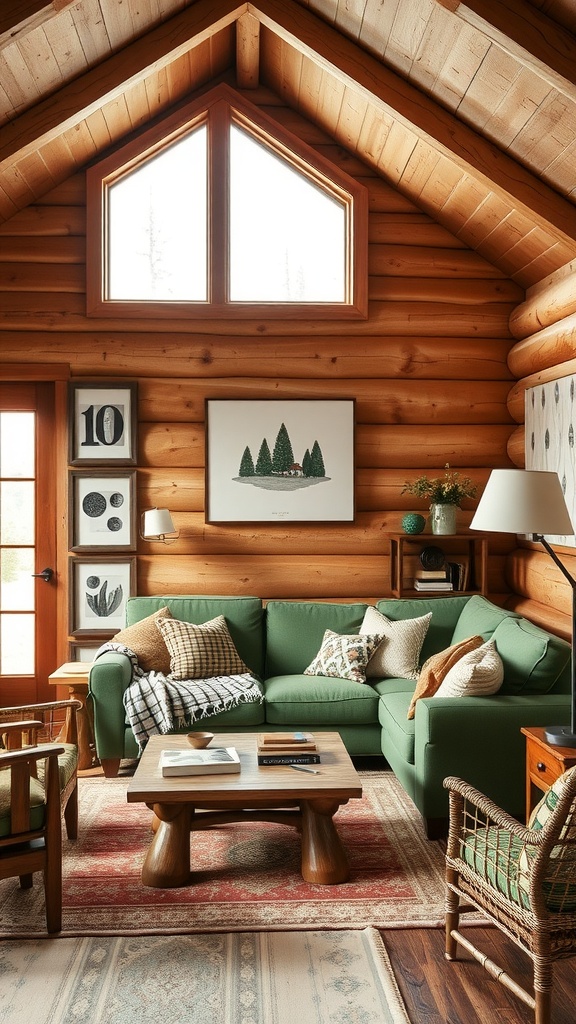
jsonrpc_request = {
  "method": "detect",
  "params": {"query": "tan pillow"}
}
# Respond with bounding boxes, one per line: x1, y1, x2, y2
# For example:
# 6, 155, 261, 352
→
407, 635, 483, 719
434, 640, 504, 698
360, 605, 432, 680
155, 614, 250, 681
113, 606, 173, 674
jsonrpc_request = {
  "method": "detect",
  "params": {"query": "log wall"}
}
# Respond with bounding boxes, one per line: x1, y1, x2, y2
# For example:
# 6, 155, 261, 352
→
0, 91, 520, 660
506, 260, 576, 640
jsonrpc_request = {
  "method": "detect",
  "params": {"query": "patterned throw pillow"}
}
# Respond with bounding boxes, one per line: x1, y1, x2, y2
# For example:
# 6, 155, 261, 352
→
407, 635, 484, 719
303, 629, 385, 684
529, 764, 576, 830
360, 605, 432, 680
155, 615, 250, 681
113, 606, 173, 674
433, 640, 503, 698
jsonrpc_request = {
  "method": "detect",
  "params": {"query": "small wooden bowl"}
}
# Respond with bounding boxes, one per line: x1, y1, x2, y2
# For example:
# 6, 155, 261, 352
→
187, 731, 214, 749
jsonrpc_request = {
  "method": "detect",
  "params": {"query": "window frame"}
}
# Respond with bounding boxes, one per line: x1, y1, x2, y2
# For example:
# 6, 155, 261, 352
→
86, 83, 368, 320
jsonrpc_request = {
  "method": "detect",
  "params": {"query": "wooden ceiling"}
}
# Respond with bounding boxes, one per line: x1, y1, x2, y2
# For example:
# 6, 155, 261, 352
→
1, 0, 576, 287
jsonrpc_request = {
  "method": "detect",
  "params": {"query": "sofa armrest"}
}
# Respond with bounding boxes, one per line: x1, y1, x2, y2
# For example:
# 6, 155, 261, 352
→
413, 693, 571, 820
88, 652, 133, 761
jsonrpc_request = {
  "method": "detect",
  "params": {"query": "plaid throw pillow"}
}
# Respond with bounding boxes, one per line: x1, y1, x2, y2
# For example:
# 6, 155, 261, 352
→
303, 629, 384, 684
155, 615, 250, 681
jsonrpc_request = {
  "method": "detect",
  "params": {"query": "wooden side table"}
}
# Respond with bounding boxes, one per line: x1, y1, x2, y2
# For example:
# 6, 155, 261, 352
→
48, 662, 97, 770
521, 726, 576, 823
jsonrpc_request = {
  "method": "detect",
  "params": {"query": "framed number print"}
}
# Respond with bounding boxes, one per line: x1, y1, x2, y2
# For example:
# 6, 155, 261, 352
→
69, 556, 136, 636
69, 469, 136, 552
205, 399, 355, 523
69, 382, 137, 465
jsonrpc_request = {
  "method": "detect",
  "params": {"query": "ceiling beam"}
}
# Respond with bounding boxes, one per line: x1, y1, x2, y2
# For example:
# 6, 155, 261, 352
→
0, 1, 74, 48
0, 0, 247, 167
251, 0, 576, 244
236, 11, 260, 88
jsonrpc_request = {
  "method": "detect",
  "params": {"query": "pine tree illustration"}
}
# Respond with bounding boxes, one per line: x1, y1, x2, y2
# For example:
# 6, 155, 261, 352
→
309, 440, 325, 477
238, 446, 255, 476
255, 438, 273, 476
271, 423, 294, 474
302, 448, 311, 477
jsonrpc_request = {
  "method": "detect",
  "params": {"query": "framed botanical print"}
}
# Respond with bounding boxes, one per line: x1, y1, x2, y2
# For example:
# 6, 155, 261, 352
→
69, 556, 136, 636
69, 469, 137, 551
69, 382, 137, 465
205, 398, 355, 523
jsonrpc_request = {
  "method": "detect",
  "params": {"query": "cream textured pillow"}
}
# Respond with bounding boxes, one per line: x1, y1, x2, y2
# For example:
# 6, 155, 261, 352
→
434, 639, 504, 698
360, 605, 432, 680
113, 606, 173, 674
407, 635, 484, 719
304, 629, 385, 684
155, 615, 250, 681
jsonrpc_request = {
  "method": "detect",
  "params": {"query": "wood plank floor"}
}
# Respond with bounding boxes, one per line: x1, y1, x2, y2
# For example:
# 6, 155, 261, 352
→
383, 926, 576, 1023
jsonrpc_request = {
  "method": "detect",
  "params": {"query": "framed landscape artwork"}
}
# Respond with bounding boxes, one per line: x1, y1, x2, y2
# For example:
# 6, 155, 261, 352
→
69, 382, 137, 465
205, 399, 355, 523
69, 469, 136, 551
69, 556, 136, 636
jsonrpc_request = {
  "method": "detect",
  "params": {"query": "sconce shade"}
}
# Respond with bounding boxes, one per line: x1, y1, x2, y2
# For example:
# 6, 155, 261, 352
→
142, 508, 177, 540
470, 470, 574, 537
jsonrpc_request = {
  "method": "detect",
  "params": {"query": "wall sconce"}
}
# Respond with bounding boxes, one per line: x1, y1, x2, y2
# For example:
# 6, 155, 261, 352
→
140, 508, 179, 544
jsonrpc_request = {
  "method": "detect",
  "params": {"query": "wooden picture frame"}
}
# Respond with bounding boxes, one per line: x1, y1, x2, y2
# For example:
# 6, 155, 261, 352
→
67, 640, 107, 662
69, 556, 136, 637
205, 398, 355, 523
69, 381, 137, 465
69, 469, 137, 552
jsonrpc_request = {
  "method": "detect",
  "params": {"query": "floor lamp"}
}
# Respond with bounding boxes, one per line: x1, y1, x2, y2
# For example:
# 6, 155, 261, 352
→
470, 469, 576, 748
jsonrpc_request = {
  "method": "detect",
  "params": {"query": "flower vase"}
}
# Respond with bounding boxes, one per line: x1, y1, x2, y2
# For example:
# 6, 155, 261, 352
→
430, 503, 457, 535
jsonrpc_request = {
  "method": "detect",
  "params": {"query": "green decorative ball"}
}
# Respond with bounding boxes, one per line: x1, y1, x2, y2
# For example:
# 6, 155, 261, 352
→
402, 513, 426, 535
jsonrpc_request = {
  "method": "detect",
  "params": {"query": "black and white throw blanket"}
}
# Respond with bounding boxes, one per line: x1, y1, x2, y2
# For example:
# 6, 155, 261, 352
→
95, 642, 264, 752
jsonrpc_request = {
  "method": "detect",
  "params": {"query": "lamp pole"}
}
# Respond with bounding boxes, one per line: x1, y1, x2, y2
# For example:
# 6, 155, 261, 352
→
536, 534, 576, 748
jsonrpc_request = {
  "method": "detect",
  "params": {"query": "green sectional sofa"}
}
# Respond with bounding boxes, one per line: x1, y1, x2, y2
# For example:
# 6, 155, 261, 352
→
87, 593, 571, 837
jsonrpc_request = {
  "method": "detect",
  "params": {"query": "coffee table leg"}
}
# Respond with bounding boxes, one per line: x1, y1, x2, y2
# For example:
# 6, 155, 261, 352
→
142, 802, 191, 888
300, 799, 349, 885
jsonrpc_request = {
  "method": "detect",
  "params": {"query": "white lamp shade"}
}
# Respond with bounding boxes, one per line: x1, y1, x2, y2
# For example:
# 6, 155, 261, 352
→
142, 508, 176, 539
470, 469, 574, 536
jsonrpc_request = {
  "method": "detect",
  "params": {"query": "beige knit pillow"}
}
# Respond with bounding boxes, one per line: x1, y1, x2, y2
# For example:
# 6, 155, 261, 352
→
407, 634, 484, 719
434, 640, 504, 698
113, 606, 172, 674
360, 605, 432, 680
155, 614, 250, 681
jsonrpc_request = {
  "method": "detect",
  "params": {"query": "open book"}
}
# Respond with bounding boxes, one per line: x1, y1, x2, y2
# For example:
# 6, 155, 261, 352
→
160, 747, 240, 776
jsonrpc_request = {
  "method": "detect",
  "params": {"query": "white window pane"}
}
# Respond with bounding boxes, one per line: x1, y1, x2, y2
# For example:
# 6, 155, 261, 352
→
1, 481, 35, 544
1, 413, 34, 477
229, 126, 346, 302
1, 548, 34, 610
108, 126, 208, 301
1, 613, 34, 674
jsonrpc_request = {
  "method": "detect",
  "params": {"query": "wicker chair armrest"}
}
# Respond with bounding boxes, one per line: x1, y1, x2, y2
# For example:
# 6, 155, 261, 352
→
0, 699, 81, 746
444, 776, 538, 843
0, 699, 82, 717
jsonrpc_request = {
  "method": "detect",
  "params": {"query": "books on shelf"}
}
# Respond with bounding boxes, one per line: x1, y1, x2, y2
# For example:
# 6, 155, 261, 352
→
414, 568, 449, 581
160, 747, 241, 777
257, 732, 320, 765
413, 580, 453, 591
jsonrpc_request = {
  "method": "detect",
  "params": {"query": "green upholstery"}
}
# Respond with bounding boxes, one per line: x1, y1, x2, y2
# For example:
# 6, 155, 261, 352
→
265, 601, 367, 676
491, 616, 571, 695
37, 744, 77, 793
377, 596, 469, 665
0, 772, 45, 837
264, 673, 379, 726
450, 594, 518, 645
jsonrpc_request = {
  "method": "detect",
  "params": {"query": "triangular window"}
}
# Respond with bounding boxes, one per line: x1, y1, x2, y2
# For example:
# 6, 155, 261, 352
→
87, 84, 367, 319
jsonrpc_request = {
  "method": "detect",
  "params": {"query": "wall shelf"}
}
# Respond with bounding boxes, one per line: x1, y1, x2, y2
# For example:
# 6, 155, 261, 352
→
390, 533, 488, 599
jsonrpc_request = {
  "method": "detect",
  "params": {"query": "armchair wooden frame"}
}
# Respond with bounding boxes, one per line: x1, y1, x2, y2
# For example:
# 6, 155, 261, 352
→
444, 773, 576, 1024
0, 741, 64, 932
0, 700, 81, 840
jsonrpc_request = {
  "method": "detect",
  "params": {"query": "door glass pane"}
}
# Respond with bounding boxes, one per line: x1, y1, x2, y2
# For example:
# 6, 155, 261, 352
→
0, 412, 34, 477
1, 481, 34, 543
1, 548, 34, 610
1, 613, 34, 674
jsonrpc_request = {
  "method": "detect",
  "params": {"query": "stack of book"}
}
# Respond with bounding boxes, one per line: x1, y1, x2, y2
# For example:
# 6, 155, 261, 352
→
257, 732, 320, 765
413, 568, 453, 592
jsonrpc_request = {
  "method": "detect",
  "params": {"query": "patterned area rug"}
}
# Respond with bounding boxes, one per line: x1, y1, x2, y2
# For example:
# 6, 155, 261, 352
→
0, 928, 409, 1024
0, 771, 448, 937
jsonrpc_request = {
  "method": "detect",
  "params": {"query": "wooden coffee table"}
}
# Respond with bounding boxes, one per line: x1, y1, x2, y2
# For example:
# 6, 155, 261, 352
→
126, 731, 362, 889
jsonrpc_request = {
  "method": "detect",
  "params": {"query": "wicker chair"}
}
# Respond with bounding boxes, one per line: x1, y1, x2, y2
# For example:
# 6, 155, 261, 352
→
0, 700, 81, 840
443, 770, 576, 1024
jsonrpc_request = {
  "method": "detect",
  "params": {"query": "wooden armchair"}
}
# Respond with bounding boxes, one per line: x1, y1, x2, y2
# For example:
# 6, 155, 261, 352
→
444, 769, 576, 1024
0, 700, 81, 840
0, 740, 64, 932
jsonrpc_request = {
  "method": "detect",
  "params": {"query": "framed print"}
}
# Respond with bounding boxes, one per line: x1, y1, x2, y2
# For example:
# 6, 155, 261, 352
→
68, 640, 106, 662
69, 381, 137, 465
205, 399, 355, 523
69, 469, 136, 551
69, 556, 136, 636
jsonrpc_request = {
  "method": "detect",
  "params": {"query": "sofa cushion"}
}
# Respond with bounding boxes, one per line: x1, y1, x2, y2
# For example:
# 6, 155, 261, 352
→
265, 601, 367, 677
304, 629, 384, 684
378, 690, 416, 764
376, 596, 469, 664
450, 594, 518, 646
156, 615, 250, 680
0, 773, 45, 837
113, 606, 172, 673
528, 764, 576, 831
264, 674, 379, 726
434, 640, 504, 698
124, 596, 265, 677
492, 616, 571, 696
407, 634, 484, 719
361, 605, 431, 680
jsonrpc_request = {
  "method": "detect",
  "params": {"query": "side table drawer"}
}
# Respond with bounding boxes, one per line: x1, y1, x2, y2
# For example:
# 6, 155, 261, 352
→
527, 744, 565, 789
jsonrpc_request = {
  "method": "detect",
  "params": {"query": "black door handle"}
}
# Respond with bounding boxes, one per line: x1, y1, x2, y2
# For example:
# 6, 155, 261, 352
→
31, 567, 54, 583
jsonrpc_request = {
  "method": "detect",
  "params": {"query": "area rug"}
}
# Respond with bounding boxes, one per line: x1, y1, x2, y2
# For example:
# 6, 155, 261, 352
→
0, 928, 410, 1024
0, 771, 450, 937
